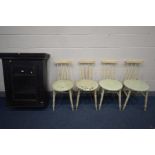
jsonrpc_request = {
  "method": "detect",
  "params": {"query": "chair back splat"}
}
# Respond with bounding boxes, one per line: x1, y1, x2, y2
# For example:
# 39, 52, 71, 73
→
124, 60, 143, 80
101, 60, 118, 80
79, 60, 95, 80
55, 60, 72, 80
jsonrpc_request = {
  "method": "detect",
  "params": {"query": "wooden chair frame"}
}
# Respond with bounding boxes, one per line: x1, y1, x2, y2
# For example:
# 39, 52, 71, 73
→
76, 60, 98, 110
99, 59, 121, 110
99, 60, 122, 110
122, 60, 149, 111
52, 60, 74, 111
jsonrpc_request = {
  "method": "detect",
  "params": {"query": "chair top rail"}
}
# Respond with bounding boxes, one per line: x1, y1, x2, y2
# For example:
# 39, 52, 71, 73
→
101, 60, 118, 64
79, 60, 95, 64
124, 59, 144, 64
55, 60, 72, 64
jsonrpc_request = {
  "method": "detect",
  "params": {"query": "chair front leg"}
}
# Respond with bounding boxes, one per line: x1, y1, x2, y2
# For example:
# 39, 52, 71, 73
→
118, 90, 122, 111
122, 90, 131, 111
144, 91, 149, 111
53, 91, 56, 111
69, 90, 74, 111
76, 90, 80, 110
99, 89, 104, 110
94, 90, 97, 111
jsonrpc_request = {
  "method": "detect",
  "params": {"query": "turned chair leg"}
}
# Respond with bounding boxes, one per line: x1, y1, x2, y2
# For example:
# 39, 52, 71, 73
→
53, 91, 56, 111
76, 90, 80, 110
144, 91, 149, 111
69, 90, 74, 111
99, 89, 104, 110
122, 90, 131, 111
118, 90, 122, 111
94, 90, 97, 110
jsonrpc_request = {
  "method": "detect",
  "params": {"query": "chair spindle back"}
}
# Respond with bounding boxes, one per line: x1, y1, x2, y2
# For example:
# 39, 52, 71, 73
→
79, 60, 95, 80
55, 60, 72, 80
124, 60, 143, 80
101, 60, 118, 79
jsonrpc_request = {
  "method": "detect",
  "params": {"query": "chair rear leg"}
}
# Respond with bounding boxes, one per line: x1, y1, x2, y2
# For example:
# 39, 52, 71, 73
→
99, 89, 104, 110
76, 90, 80, 110
94, 90, 97, 111
53, 91, 56, 111
122, 90, 131, 111
69, 90, 74, 111
144, 91, 149, 111
118, 90, 122, 111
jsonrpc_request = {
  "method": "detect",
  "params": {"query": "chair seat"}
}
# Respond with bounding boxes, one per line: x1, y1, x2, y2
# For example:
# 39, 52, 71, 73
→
99, 79, 123, 91
76, 80, 98, 91
52, 80, 74, 92
124, 80, 149, 92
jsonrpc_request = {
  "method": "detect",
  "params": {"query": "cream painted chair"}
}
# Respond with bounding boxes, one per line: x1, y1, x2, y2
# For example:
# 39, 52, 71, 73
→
99, 60, 123, 111
122, 60, 149, 111
52, 60, 74, 111
76, 60, 98, 110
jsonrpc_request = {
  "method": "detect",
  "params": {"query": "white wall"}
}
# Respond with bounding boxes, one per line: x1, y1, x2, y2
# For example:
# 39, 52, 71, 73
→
0, 26, 155, 91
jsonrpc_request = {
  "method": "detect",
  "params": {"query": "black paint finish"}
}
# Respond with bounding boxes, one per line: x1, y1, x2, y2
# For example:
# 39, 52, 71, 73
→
0, 53, 50, 107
